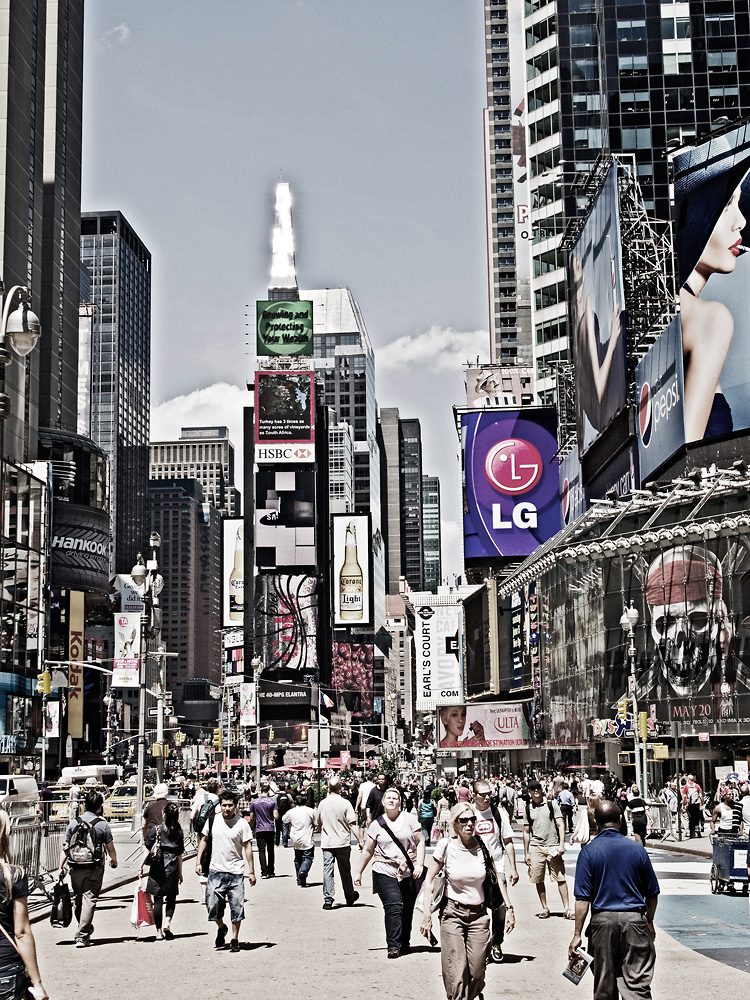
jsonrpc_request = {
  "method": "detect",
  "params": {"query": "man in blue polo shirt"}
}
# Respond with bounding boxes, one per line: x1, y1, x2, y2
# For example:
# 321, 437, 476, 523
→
569, 799, 660, 999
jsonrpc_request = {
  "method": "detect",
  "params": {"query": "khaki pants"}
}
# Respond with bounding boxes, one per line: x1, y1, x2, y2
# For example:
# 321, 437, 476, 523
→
439, 899, 490, 1000
588, 910, 656, 1000
70, 864, 105, 943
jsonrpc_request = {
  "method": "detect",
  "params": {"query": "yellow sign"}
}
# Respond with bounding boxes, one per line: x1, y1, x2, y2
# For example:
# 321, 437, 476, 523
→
68, 591, 85, 739
654, 745, 670, 759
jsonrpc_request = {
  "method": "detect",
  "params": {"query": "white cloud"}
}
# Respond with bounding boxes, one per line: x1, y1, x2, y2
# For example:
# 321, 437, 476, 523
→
100, 23, 131, 48
377, 325, 489, 373
151, 381, 248, 452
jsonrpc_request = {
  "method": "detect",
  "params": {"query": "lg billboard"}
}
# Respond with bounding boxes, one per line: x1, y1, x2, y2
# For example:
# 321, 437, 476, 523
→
462, 408, 560, 561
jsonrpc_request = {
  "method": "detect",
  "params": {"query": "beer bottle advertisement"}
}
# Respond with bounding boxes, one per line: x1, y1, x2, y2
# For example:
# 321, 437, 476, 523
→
333, 514, 371, 627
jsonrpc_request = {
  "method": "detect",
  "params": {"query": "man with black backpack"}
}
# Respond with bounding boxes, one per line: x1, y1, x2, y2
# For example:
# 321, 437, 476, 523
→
57, 790, 118, 947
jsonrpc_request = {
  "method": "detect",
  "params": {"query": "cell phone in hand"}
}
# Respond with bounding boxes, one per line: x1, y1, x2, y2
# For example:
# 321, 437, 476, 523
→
429, 931, 438, 948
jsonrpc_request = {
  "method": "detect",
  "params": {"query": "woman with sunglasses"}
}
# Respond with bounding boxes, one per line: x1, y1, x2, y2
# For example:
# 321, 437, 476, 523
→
420, 803, 514, 1000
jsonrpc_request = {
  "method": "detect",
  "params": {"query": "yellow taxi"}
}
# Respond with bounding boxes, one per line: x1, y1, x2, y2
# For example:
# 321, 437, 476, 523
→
103, 783, 153, 821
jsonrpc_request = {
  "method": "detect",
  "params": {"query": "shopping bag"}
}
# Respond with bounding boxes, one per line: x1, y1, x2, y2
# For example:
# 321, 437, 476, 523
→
431, 826, 440, 845
50, 879, 73, 928
130, 881, 154, 929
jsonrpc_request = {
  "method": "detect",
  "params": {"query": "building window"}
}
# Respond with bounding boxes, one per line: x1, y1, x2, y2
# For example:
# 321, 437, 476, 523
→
619, 54, 648, 76
707, 50, 738, 71
618, 19, 646, 42
621, 127, 652, 149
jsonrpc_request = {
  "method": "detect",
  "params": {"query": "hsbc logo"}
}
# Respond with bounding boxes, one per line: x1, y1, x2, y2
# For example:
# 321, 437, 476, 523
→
256, 444, 315, 464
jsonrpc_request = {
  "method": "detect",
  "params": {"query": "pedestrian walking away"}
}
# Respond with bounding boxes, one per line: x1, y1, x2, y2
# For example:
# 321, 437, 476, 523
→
284, 794, 317, 886
142, 782, 169, 841
139, 800, 184, 940
354, 788, 426, 959
418, 789, 437, 842
276, 783, 294, 848
317, 776, 364, 909
522, 780, 573, 919
248, 782, 279, 877
57, 789, 118, 947
196, 789, 256, 952
0, 810, 48, 999
420, 803, 515, 1000
473, 778, 519, 963
569, 799, 660, 1000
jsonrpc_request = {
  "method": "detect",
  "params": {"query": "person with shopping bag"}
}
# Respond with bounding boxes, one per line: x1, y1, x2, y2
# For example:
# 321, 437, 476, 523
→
420, 803, 515, 1000
138, 801, 184, 940
0, 811, 48, 999
353, 788, 426, 959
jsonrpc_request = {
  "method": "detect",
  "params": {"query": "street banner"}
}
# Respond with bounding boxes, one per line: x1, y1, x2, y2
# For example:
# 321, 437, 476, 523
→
240, 683, 256, 727
67, 591, 85, 739
116, 574, 144, 613
437, 702, 531, 749
45, 701, 60, 740
414, 601, 463, 710
112, 612, 141, 689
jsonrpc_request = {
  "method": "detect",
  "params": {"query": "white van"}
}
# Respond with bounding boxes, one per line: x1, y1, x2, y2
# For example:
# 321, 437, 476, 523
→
0, 775, 39, 814
60, 765, 118, 788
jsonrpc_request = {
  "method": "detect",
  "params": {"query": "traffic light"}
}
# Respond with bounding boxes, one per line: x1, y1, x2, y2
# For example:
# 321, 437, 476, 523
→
638, 712, 648, 741
213, 728, 223, 749
174, 731, 185, 746
36, 671, 51, 695
616, 697, 628, 721
152, 742, 162, 757
268, 727, 275, 742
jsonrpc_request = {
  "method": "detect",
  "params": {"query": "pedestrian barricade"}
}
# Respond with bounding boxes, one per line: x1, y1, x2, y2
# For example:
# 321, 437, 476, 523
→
178, 800, 197, 852
647, 800, 674, 841
7, 813, 43, 894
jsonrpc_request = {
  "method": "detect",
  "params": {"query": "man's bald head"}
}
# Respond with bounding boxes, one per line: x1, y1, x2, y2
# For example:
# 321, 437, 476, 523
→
595, 800, 623, 830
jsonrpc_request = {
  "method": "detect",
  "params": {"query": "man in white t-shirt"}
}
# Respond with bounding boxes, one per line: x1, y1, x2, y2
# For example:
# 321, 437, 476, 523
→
355, 777, 376, 833
474, 779, 518, 963
317, 776, 364, 909
285, 794, 317, 887
590, 777, 605, 798
196, 789, 256, 952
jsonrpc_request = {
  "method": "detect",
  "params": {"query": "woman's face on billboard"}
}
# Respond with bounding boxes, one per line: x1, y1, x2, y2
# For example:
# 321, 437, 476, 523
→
695, 185, 746, 279
441, 706, 466, 739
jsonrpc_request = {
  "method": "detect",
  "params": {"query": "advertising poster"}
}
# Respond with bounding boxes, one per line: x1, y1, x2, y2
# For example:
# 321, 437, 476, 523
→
636, 317, 685, 481
673, 123, 750, 445
332, 642, 374, 716
437, 702, 531, 749
255, 469, 316, 570
568, 161, 628, 455
414, 602, 464, 711
332, 514, 371, 627
462, 408, 560, 560
112, 612, 141, 688
67, 591, 84, 738
239, 683, 256, 727
222, 518, 244, 627
115, 574, 144, 614
255, 574, 318, 676
559, 444, 586, 529
45, 700, 60, 740
465, 366, 534, 409
255, 370, 315, 446
510, 590, 524, 688
256, 299, 314, 356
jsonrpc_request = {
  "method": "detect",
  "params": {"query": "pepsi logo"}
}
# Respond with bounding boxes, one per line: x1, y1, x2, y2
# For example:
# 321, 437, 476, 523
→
485, 438, 543, 495
639, 382, 652, 447
562, 477, 570, 525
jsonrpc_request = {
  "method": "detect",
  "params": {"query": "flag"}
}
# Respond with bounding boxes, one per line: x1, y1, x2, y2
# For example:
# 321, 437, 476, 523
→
320, 691, 334, 709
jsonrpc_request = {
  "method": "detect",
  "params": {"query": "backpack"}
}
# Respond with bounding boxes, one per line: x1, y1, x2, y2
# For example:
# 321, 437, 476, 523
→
525, 799, 556, 833
64, 817, 105, 866
687, 785, 701, 806
193, 795, 216, 834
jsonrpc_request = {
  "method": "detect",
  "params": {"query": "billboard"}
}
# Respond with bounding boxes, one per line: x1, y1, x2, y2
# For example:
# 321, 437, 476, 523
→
437, 702, 531, 749
255, 371, 315, 448
112, 612, 141, 689
465, 366, 534, 409
67, 591, 84, 739
636, 317, 685, 481
50, 504, 110, 595
462, 408, 560, 560
255, 468, 316, 570
222, 519, 244, 627
239, 683, 256, 727
254, 574, 318, 677
568, 161, 628, 456
256, 299, 314, 356
332, 642, 374, 716
413, 601, 463, 711
332, 515, 371, 627
559, 444, 586, 528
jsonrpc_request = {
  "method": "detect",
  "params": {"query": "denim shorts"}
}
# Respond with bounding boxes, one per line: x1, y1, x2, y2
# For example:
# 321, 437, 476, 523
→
0, 963, 27, 1000
206, 870, 245, 923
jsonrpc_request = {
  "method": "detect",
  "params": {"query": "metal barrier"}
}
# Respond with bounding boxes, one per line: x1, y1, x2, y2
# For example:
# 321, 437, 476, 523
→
178, 800, 197, 852
647, 800, 674, 841
8, 814, 43, 893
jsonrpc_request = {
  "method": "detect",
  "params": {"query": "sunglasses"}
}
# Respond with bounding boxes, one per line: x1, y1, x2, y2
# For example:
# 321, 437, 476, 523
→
456, 816, 477, 825
474, 791, 490, 797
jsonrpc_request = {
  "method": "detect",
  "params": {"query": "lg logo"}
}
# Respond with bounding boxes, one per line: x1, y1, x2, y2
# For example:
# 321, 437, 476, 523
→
485, 438, 542, 531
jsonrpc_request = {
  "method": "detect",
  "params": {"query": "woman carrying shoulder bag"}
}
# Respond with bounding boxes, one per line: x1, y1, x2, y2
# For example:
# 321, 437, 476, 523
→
0, 811, 47, 999
139, 801, 184, 941
420, 803, 514, 1000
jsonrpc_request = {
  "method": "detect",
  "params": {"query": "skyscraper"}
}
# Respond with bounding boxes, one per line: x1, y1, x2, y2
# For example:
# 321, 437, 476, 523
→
81, 211, 151, 573
149, 426, 241, 517
422, 475, 442, 593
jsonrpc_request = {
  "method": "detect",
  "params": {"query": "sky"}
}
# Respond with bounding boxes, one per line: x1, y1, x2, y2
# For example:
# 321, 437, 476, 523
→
81, 1, 491, 575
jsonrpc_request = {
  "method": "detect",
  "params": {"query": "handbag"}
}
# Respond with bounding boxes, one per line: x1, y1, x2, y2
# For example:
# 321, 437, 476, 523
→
144, 826, 162, 866
416, 866, 445, 913
50, 877, 73, 927
475, 836, 504, 911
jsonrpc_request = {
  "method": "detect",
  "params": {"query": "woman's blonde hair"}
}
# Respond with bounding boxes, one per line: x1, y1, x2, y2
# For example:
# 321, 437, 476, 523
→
0, 810, 18, 896
448, 802, 478, 838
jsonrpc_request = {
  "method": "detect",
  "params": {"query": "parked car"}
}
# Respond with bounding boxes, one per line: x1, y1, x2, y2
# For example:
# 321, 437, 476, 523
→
103, 783, 154, 821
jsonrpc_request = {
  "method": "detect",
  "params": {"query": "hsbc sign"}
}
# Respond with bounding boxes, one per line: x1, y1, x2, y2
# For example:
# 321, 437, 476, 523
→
255, 444, 315, 464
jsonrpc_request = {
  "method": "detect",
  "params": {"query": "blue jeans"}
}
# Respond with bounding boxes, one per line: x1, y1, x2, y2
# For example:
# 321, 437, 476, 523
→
0, 963, 25, 1000
205, 870, 245, 924
322, 847, 355, 903
372, 871, 421, 951
294, 847, 314, 883
282, 821, 291, 847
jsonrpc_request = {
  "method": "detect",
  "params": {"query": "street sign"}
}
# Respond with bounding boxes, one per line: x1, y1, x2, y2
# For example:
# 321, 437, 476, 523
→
148, 708, 159, 717
654, 745, 670, 759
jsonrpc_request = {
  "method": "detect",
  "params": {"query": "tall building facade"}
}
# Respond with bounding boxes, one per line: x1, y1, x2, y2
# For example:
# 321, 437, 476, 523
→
380, 408, 429, 593
81, 211, 151, 573
328, 421, 355, 514
149, 425, 241, 517
422, 475, 442, 593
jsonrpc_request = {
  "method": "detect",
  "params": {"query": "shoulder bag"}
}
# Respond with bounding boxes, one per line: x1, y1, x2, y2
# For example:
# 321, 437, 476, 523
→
376, 816, 420, 882
144, 825, 162, 867
475, 835, 504, 911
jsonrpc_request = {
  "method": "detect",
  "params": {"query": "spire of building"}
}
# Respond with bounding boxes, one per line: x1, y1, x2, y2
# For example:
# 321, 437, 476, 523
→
268, 181, 299, 300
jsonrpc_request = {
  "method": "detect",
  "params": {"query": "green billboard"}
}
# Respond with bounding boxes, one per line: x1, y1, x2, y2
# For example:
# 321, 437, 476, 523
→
256, 299, 314, 356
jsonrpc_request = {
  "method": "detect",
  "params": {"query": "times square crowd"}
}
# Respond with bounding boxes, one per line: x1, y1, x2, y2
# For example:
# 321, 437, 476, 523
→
8, 765, 750, 1000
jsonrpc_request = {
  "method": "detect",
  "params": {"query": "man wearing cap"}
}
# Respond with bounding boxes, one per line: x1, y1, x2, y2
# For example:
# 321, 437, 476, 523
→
142, 782, 169, 840
248, 782, 279, 878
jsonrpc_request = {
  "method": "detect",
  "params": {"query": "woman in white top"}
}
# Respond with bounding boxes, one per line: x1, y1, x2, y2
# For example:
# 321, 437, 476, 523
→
420, 803, 514, 1000
354, 788, 425, 959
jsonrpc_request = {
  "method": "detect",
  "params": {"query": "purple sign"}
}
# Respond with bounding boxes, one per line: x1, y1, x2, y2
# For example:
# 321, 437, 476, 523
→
462, 409, 560, 560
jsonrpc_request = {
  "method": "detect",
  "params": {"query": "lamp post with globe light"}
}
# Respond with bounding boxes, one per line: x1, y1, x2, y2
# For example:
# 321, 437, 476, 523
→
620, 601, 645, 797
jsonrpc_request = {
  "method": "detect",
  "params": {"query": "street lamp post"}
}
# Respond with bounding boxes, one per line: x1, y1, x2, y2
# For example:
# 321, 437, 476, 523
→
250, 654, 263, 787
620, 602, 645, 797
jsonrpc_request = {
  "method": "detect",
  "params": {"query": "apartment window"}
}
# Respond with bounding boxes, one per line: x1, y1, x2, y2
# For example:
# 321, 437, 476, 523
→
707, 50, 738, 71
621, 127, 652, 149
570, 24, 596, 46
663, 52, 692, 74
618, 19, 646, 42
619, 54, 648, 76
661, 16, 690, 39
709, 85, 739, 110
706, 15, 734, 37
619, 91, 649, 112
665, 88, 694, 111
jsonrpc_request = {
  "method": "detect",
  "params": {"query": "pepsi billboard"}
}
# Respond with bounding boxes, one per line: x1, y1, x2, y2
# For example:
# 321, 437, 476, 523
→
559, 444, 586, 529
636, 316, 685, 481
462, 409, 560, 560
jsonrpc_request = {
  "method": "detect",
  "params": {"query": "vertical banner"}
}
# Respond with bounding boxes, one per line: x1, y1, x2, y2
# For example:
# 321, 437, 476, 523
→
67, 591, 85, 739
239, 683, 256, 727
112, 612, 142, 688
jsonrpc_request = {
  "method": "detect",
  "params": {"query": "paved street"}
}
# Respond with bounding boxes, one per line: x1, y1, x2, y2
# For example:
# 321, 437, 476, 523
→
29, 827, 750, 999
